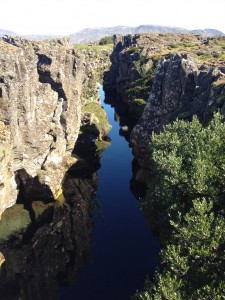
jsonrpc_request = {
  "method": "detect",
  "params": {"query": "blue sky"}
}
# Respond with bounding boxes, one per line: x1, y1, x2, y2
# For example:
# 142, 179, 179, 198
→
1, 0, 225, 35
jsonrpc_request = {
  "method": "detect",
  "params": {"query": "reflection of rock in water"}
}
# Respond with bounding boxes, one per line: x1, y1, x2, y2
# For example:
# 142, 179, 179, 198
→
130, 159, 149, 199
104, 92, 148, 199
0, 163, 98, 300
104, 91, 136, 142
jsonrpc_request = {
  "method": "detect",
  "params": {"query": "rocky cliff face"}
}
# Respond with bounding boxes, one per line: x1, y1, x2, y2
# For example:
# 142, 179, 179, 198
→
0, 36, 111, 218
104, 33, 225, 166
131, 54, 225, 165
0, 37, 82, 217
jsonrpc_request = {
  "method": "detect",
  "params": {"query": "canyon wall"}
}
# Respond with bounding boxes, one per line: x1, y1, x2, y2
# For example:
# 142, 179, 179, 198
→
104, 33, 225, 166
131, 53, 225, 165
0, 36, 110, 218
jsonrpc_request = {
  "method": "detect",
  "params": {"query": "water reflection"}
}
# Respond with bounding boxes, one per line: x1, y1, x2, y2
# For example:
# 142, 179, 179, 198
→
104, 91, 136, 142
0, 161, 99, 300
59, 87, 159, 300
0, 87, 159, 300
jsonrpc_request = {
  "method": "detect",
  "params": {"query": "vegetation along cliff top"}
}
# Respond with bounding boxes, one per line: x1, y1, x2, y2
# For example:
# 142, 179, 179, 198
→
115, 33, 225, 67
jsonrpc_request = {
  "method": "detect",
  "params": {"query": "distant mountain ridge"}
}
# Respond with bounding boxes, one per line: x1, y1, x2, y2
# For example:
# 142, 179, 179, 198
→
69, 25, 190, 44
0, 28, 17, 36
0, 25, 224, 43
69, 25, 225, 43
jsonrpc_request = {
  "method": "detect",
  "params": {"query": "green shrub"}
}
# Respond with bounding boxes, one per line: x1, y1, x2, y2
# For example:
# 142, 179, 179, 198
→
135, 113, 225, 299
99, 36, 114, 45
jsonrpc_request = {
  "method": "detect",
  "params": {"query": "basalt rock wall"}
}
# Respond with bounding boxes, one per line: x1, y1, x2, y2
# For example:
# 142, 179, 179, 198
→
104, 33, 225, 166
0, 36, 110, 217
130, 54, 225, 165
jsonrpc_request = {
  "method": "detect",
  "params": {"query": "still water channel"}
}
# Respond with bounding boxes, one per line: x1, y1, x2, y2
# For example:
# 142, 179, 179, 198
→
0, 87, 159, 300
60, 87, 159, 300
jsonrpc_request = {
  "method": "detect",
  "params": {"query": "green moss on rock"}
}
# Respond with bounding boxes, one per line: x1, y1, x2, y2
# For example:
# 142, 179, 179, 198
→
81, 101, 111, 138
0, 204, 31, 241
95, 139, 111, 153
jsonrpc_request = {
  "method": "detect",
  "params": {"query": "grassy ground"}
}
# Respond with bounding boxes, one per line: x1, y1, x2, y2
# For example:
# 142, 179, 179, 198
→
74, 43, 113, 52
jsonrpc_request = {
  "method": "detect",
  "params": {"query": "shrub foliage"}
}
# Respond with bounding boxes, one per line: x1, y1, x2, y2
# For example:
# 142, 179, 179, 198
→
134, 113, 225, 299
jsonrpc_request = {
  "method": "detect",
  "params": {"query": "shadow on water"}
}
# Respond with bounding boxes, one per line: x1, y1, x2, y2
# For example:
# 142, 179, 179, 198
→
0, 87, 159, 300
59, 87, 159, 300
0, 159, 100, 300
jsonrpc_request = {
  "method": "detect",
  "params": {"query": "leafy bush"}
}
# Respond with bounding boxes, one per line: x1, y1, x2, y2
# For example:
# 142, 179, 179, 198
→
169, 42, 197, 49
125, 58, 158, 102
99, 36, 113, 45
146, 113, 225, 218
135, 113, 225, 299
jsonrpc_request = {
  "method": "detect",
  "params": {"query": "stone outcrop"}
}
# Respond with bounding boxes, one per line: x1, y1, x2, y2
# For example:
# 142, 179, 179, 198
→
0, 37, 82, 217
104, 33, 204, 101
0, 252, 4, 267
130, 54, 225, 165
0, 36, 111, 218
104, 33, 225, 166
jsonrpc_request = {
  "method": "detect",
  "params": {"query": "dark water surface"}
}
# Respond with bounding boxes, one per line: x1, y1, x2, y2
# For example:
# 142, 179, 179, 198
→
60, 87, 159, 300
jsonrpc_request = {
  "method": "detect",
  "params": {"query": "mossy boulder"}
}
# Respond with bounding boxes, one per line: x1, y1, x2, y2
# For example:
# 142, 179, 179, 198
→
0, 204, 31, 241
81, 102, 111, 139
0, 200, 56, 241
95, 139, 111, 153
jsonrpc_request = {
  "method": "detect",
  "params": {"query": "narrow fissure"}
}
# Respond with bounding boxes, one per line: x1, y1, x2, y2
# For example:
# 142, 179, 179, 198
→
37, 53, 68, 102
59, 86, 159, 300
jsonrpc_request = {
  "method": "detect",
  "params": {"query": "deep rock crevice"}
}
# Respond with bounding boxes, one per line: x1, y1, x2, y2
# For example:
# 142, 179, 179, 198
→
104, 33, 225, 167
37, 53, 68, 104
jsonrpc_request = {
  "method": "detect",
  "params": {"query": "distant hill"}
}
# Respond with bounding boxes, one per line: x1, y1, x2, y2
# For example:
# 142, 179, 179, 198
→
0, 25, 224, 44
23, 34, 63, 41
69, 25, 225, 44
0, 28, 17, 36
190, 28, 225, 36
0, 28, 63, 41
69, 25, 190, 44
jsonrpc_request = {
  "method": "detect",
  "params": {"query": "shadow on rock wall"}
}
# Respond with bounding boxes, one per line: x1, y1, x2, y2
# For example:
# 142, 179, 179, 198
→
0, 161, 99, 300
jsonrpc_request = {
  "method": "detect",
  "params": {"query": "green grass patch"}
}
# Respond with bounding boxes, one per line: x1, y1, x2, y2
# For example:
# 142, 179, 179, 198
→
74, 43, 113, 52
95, 139, 111, 153
169, 42, 197, 49
0, 204, 31, 241
212, 78, 225, 87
